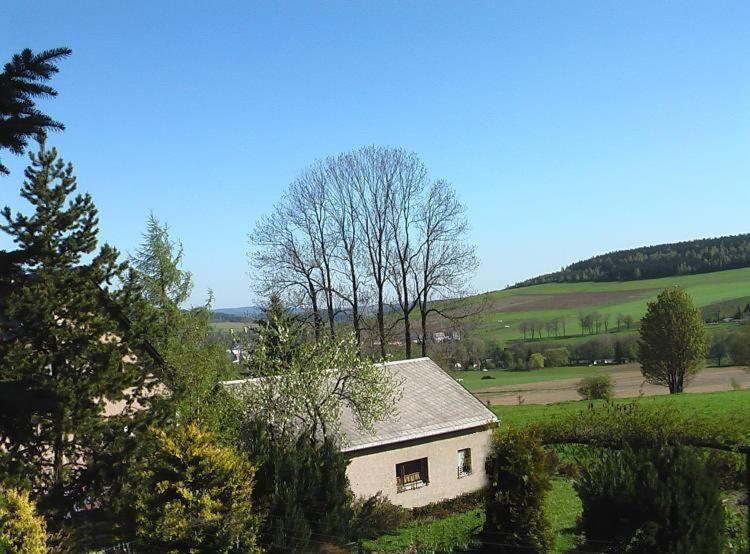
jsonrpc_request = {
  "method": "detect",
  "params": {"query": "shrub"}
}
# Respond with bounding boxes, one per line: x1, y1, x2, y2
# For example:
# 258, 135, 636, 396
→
0, 489, 46, 554
410, 489, 486, 520
576, 374, 614, 400
576, 445, 724, 553
133, 423, 261, 553
481, 427, 554, 552
351, 493, 410, 540
528, 352, 545, 370
242, 418, 354, 551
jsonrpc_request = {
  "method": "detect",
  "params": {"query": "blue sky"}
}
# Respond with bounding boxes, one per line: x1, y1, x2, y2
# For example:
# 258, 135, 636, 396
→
2, 1, 749, 307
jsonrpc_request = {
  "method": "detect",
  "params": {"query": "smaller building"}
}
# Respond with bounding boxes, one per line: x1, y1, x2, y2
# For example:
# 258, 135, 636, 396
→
341, 357, 497, 508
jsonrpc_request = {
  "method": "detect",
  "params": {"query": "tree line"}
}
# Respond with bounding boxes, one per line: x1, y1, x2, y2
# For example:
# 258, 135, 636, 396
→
513, 233, 750, 286
249, 145, 477, 359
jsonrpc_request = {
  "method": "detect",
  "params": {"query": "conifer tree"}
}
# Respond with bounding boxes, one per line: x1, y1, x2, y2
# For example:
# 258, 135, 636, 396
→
129, 214, 234, 433
0, 48, 71, 175
0, 138, 158, 522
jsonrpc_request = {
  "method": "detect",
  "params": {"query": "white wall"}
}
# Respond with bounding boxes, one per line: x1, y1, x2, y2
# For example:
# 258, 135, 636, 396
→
346, 427, 494, 509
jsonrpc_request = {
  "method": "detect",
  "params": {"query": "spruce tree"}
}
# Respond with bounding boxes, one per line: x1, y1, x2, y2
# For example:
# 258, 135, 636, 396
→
0, 48, 71, 175
0, 138, 157, 523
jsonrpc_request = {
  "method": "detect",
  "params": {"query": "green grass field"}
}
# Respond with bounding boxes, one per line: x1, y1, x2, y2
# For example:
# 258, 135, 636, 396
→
449, 267, 750, 343
448, 365, 616, 391
359, 479, 581, 553
491, 388, 750, 428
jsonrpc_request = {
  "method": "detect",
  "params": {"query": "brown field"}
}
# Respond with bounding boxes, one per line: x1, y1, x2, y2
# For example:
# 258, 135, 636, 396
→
474, 364, 750, 405
484, 290, 654, 313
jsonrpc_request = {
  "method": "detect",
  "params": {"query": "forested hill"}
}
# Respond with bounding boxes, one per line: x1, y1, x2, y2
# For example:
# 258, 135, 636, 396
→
513, 234, 750, 287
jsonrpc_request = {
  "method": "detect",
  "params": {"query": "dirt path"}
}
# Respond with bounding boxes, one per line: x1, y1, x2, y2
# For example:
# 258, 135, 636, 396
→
474, 365, 750, 406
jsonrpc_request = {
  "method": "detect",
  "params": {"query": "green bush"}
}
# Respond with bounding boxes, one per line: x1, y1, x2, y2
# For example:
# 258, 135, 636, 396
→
0, 489, 46, 554
242, 418, 353, 552
482, 427, 554, 552
350, 493, 410, 540
528, 352, 545, 370
132, 423, 261, 553
576, 374, 614, 400
576, 445, 724, 553
410, 489, 486, 520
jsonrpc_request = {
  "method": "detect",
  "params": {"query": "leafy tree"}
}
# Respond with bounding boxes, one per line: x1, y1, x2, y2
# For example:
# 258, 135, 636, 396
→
576, 445, 724, 553
542, 347, 569, 367
638, 288, 707, 393
727, 325, 750, 368
0, 489, 47, 554
0, 139, 158, 522
528, 352, 545, 370
132, 423, 260, 553
0, 48, 71, 175
237, 333, 400, 443
500, 348, 514, 369
245, 293, 303, 371
708, 330, 730, 366
481, 427, 553, 553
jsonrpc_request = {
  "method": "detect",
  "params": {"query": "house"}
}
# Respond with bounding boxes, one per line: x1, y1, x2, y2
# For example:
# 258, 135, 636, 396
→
340, 357, 497, 508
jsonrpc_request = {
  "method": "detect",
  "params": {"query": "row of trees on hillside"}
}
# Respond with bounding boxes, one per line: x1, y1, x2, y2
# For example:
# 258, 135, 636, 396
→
519, 312, 636, 341
249, 146, 477, 359
513, 233, 750, 286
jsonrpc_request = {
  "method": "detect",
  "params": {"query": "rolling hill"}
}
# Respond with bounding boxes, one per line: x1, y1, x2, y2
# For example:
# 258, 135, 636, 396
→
453, 266, 750, 343
513, 233, 750, 287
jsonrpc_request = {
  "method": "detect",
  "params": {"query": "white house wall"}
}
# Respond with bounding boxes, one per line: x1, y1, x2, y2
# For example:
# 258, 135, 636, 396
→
346, 426, 494, 509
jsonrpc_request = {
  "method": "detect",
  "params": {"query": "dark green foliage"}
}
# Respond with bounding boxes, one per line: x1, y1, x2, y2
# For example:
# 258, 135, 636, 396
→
241, 418, 353, 552
0, 139, 158, 531
0, 48, 71, 175
576, 374, 614, 401
576, 445, 725, 553
728, 325, 750, 368
482, 427, 554, 553
351, 493, 411, 540
513, 233, 750, 286
410, 489, 486, 520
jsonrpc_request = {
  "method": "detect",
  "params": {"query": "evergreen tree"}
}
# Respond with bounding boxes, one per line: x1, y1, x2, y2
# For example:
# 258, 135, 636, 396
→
0, 139, 158, 525
129, 215, 234, 434
576, 445, 724, 553
132, 423, 261, 553
0, 48, 71, 175
0, 488, 47, 554
241, 419, 352, 553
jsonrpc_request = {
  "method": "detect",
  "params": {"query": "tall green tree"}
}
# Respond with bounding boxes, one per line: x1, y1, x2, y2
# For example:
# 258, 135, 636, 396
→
0, 48, 71, 175
637, 288, 707, 393
0, 139, 158, 521
129, 215, 234, 434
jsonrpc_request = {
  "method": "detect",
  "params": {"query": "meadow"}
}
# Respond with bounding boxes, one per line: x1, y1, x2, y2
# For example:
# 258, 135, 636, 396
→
445, 266, 750, 343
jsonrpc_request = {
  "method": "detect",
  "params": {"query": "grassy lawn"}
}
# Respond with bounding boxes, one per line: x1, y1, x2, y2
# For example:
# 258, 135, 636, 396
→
548, 478, 583, 553
449, 365, 616, 391
491, 388, 750, 428
359, 507, 484, 552
359, 480, 582, 553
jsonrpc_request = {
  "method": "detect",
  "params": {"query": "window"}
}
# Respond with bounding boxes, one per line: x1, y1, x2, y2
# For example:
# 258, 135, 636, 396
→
457, 448, 472, 478
396, 458, 429, 492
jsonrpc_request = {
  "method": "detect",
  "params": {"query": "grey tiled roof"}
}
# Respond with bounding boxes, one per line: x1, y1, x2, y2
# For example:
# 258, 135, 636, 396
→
340, 357, 497, 453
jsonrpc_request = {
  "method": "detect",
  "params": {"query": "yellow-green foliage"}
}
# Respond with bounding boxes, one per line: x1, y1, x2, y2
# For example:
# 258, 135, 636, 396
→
528, 352, 545, 370
638, 288, 707, 393
134, 423, 260, 553
0, 488, 47, 554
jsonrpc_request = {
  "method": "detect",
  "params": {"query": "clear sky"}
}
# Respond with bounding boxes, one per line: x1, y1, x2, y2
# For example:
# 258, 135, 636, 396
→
2, 1, 749, 308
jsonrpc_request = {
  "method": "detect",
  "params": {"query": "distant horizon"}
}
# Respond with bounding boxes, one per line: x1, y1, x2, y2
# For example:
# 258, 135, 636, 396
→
3, 1, 749, 307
